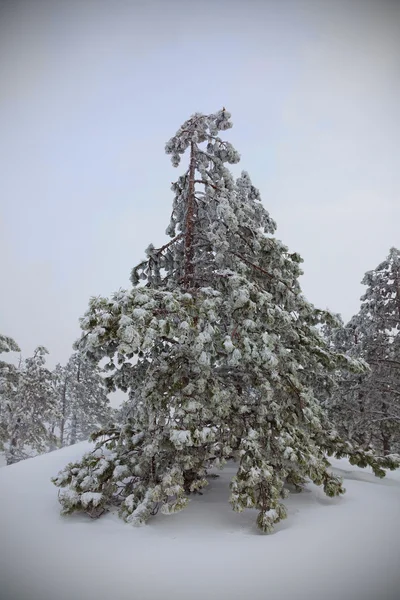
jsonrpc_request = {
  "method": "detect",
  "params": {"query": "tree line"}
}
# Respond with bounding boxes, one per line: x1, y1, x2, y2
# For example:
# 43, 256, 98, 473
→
0, 339, 112, 465
324, 246, 400, 456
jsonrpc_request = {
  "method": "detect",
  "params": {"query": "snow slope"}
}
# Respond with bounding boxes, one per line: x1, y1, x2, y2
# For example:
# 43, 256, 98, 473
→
1, 443, 399, 600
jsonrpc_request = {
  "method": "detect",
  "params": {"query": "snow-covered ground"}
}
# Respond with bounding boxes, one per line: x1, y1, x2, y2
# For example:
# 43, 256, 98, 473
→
1, 443, 399, 600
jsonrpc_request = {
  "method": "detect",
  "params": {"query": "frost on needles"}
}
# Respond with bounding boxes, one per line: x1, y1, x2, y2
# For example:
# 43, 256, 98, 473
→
324, 247, 400, 456
52, 109, 399, 533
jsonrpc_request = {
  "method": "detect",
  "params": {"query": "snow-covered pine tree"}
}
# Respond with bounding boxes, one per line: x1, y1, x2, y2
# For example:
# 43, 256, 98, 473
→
326, 248, 400, 454
0, 333, 21, 455
52, 110, 399, 531
52, 353, 112, 447
5, 346, 56, 464
0, 333, 20, 356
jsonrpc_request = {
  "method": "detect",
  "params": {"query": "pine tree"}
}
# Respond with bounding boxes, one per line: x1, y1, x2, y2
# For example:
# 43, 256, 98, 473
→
52, 110, 399, 531
0, 333, 20, 356
52, 353, 112, 447
0, 333, 21, 454
5, 346, 56, 464
326, 248, 400, 454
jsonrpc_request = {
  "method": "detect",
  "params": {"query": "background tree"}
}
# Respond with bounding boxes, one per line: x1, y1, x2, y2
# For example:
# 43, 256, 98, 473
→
326, 248, 400, 455
5, 346, 56, 465
0, 333, 21, 455
52, 352, 112, 447
52, 110, 399, 532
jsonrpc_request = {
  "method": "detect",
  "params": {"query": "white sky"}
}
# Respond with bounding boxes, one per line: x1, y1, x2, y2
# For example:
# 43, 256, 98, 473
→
1, 0, 399, 372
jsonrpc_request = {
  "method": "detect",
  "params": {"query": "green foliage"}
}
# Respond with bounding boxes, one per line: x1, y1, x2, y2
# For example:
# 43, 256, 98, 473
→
324, 247, 400, 456
52, 111, 400, 533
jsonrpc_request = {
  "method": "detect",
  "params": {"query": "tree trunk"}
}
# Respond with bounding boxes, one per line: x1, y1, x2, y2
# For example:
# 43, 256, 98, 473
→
70, 411, 77, 446
183, 141, 196, 288
357, 378, 366, 447
382, 433, 391, 456
60, 378, 68, 447
70, 360, 81, 446
7, 418, 21, 465
48, 422, 57, 451
380, 401, 391, 456
395, 266, 400, 321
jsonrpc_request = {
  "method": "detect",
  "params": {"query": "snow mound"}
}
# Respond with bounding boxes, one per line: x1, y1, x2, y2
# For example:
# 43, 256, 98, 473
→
1, 442, 400, 600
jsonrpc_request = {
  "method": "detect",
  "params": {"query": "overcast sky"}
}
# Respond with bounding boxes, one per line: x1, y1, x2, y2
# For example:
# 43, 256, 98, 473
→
1, 0, 399, 372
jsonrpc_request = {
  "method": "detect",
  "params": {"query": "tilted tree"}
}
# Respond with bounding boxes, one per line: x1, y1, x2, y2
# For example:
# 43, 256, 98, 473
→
52, 110, 399, 531
326, 248, 400, 455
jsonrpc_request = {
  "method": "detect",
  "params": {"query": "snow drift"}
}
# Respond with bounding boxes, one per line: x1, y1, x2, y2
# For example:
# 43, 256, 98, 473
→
0, 442, 399, 600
